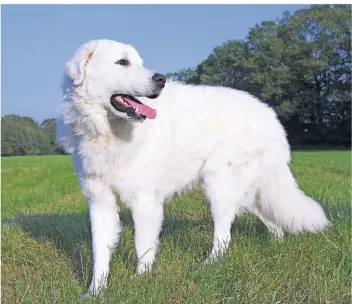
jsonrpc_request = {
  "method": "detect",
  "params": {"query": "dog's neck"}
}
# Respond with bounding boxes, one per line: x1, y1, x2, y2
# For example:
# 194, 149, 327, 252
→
61, 82, 135, 143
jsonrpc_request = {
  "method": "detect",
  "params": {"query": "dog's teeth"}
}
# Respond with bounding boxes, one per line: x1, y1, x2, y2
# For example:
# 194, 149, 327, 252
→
115, 96, 126, 106
135, 106, 139, 113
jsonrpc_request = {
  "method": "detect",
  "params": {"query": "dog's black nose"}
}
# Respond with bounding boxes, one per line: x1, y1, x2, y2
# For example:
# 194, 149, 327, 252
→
152, 73, 166, 88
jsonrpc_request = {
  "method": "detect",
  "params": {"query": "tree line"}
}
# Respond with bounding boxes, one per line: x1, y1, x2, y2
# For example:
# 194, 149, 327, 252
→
168, 5, 351, 148
1, 115, 64, 156
1, 5, 350, 156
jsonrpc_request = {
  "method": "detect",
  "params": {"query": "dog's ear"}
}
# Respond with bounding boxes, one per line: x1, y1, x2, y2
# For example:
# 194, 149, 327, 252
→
65, 40, 98, 86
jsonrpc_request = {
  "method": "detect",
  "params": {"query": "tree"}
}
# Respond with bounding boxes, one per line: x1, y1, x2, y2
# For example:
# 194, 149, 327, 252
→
167, 67, 200, 84
1, 115, 55, 156
168, 4, 351, 148
40, 118, 64, 154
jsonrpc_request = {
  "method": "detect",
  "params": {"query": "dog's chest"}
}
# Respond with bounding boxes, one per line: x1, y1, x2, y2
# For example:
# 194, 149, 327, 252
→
80, 135, 127, 177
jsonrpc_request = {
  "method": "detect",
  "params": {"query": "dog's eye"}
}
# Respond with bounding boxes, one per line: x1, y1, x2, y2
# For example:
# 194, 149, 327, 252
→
115, 59, 129, 66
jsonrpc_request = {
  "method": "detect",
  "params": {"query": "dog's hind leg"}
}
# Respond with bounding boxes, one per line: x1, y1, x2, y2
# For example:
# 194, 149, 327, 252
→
131, 193, 164, 275
251, 206, 284, 238
83, 179, 121, 296
202, 159, 257, 264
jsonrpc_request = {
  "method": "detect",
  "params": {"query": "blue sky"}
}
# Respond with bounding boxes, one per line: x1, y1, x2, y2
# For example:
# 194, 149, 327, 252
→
2, 4, 308, 122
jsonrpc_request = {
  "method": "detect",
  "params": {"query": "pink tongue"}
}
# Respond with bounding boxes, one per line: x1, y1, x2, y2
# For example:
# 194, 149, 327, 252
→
124, 98, 157, 119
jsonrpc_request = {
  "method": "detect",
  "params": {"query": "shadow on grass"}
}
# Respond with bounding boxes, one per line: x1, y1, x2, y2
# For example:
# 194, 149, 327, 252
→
5, 202, 345, 284
3, 209, 275, 271
3, 212, 91, 283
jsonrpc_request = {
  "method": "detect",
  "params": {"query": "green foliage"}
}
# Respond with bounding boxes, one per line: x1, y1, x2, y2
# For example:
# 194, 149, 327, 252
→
41, 118, 65, 154
168, 5, 351, 148
167, 67, 201, 84
1, 115, 64, 156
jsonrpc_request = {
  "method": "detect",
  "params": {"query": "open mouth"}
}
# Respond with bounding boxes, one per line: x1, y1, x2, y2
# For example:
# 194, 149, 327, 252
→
110, 94, 157, 121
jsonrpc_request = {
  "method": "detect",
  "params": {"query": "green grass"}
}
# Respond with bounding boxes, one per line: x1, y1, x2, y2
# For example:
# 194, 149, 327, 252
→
2, 152, 351, 304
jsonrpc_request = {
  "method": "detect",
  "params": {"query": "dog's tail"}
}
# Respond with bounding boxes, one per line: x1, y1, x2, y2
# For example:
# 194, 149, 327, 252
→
258, 160, 329, 234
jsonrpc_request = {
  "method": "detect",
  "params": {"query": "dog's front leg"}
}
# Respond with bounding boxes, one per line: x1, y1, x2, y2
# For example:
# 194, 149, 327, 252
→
83, 179, 121, 296
131, 194, 164, 275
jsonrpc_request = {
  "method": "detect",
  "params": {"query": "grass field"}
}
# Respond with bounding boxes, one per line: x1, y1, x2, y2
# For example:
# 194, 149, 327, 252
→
2, 151, 351, 303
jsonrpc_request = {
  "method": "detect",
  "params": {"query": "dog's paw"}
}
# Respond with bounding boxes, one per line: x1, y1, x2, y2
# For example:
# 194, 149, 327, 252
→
84, 282, 107, 300
136, 261, 153, 276
203, 256, 216, 265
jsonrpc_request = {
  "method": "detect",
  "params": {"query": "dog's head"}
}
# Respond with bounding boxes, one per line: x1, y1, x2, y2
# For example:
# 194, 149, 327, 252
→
65, 39, 165, 122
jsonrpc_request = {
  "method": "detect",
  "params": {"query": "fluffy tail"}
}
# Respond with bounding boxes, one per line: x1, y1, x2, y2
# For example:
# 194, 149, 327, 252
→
258, 162, 329, 234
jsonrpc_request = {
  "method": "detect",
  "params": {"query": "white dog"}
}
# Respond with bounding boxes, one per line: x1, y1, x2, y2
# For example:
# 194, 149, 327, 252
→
56, 39, 329, 296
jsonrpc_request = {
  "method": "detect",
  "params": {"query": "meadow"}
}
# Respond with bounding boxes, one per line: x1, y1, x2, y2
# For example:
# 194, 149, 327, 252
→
2, 151, 351, 303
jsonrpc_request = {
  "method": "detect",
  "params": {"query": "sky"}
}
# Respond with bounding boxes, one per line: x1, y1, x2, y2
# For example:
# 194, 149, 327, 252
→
1, 4, 309, 122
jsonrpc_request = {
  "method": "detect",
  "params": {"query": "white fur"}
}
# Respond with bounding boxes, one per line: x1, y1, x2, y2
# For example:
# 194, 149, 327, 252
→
56, 39, 329, 296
